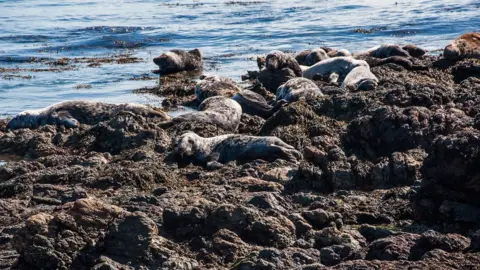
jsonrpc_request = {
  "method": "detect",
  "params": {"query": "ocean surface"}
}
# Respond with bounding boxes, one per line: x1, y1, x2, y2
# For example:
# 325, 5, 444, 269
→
0, 0, 479, 117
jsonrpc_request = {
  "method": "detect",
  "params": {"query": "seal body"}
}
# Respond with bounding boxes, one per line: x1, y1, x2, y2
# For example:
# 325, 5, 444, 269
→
232, 90, 286, 119
195, 75, 241, 102
153, 49, 202, 74
444, 32, 480, 60
296, 48, 329, 66
341, 66, 379, 91
163, 96, 242, 132
265, 50, 303, 77
402, 44, 426, 58
276, 78, 323, 102
6, 101, 170, 130
174, 132, 302, 166
327, 49, 352, 58
357, 44, 410, 58
302, 57, 369, 81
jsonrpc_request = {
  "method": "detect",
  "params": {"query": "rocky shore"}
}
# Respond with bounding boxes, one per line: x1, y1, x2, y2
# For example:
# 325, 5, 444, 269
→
0, 34, 480, 269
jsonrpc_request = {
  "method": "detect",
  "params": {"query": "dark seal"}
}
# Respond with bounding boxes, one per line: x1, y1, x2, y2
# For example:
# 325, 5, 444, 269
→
153, 48, 203, 74
232, 90, 287, 119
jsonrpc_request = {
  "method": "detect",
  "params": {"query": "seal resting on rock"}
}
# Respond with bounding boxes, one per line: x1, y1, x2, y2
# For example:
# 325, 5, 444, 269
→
295, 48, 329, 66
356, 44, 410, 58
232, 90, 287, 119
153, 48, 202, 74
195, 75, 241, 102
444, 32, 480, 60
6, 101, 170, 130
276, 78, 323, 102
302, 57, 369, 82
365, 56, 428, 70
402, 44, 426, 58
159, 96, 242, 132
265, 50, 303, 77
174, 131, 303, 167
341, 66, 378, 91
326, 48, 352, 58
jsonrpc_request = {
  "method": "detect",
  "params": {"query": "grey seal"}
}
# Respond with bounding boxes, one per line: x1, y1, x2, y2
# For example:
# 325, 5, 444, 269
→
153, 48, 202, 74
444, 32, 480, 60
295, 48, 329, 66
6, 101, 170, 130
356, 44, 410, 58
195, 75, 241, 102
159, 96, 242, 132
276, 78, 323, 102
265, 50, 303, 77
232, 90, 287, 119
341, 66, 378, 91
302, 57, 369, 82
174, 131, 303, 167
326, 48, 352, 58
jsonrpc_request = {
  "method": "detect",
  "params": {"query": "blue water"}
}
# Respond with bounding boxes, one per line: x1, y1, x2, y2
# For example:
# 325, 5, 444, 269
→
0, 0, 479, 116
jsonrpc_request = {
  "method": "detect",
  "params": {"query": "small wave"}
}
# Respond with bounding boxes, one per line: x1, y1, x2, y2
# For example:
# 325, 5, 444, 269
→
76, 26, 154, 34
0, 35, 54, 43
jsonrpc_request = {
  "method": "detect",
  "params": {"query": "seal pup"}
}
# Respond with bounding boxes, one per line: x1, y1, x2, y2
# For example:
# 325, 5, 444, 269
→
276, 78, 323, 102
195, 75, 241, 102
6, 101, 170, 130
159, 96, 242, 132
295, 48, 329, 66
444, 32, 480, 60
174, 131, 302, 167
341, 66, 379, 91
232, 90, 287, 119
302, 57, 369, 82
153, 48, 202, 74
265, 50, 303, 77
356, 44, 410, 59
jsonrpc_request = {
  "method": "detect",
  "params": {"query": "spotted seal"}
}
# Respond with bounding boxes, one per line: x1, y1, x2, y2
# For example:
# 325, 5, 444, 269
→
6, 100, 170, 130
159, 96, 242, 132
276, 78, 323, 102
232, 90, 287, 119
341, 66, 378, 91
356, 44, 410, 58
444, 32, 480, 60
265, 50, 303, 77
302, 57, 369, 82
195, 75, 241, 102
295, 48, 329, 66
174, 131, 303, 167
153, 48, 202, 74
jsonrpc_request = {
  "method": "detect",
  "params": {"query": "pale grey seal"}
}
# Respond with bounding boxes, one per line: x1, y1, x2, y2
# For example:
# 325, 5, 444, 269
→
195, 75, 241, 102
232, 90, 287, 119
295, 48, 329, 66
159, 96, 242, 132
341, 66, 378, 91
265, 50, 303, 77
174, 131, 302, 167
444, 32, 480, 60
356, 44, 410, 59
276, 78, 323, 102
6, 101, 170, 130
302, 57, 369, 82
153, 48, 202, 74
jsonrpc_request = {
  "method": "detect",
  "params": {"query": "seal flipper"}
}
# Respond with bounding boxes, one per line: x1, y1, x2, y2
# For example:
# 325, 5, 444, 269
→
206, 152, 223, 170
